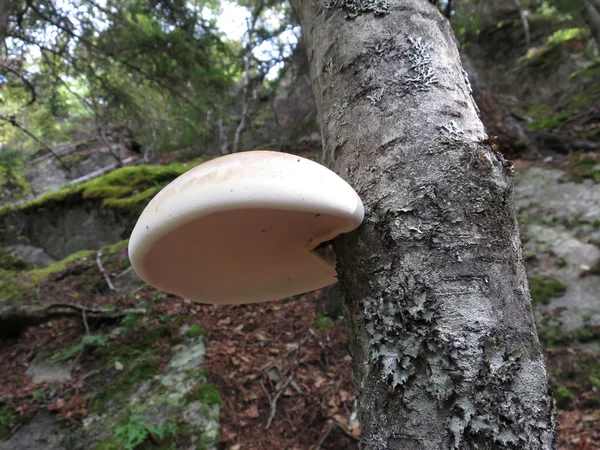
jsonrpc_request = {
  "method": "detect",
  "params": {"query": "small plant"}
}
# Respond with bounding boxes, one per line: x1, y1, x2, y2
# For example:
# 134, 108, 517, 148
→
185, 324, 206, 338
315, 314, 333, 332
120, 313, 141, 330
60, 334, 108, 361
0, 408, 18, 439
112, 415, 175, 450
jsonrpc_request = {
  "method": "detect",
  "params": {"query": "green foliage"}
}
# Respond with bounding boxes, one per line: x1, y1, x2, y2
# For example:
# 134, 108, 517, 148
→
60, 335, 109, 362
528, 276, 567, 306
185, 325, 206, 339
2, 0, 238, 158
546, 28, 587, 46
185, 384, 222, 407
314, 315, 333, 332
120, 313, 142, 330
0, 408, 18, 439
0, 146, 32, 201
107, 357, 160, 397
535, 2, 573, 22
108, 415, 176, 450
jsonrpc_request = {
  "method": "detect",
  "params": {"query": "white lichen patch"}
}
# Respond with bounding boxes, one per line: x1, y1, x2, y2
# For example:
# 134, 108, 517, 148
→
398, 36, 439, 95
438, 120, 465, 142
361, 274, 433, 389
325, 0, 389, 18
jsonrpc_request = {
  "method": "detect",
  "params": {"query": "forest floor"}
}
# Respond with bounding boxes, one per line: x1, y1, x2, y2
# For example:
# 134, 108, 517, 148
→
1, 155, 599, 449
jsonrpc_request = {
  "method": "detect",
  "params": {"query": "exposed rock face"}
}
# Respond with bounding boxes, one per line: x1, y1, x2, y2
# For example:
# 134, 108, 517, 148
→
515, 166, 600, 333
1, 206, 127, 261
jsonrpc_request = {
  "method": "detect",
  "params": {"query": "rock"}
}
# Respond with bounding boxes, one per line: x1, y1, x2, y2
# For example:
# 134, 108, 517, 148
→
5, 244, 56, 268
1, 410, 68, 450
515, 166, 600, 335
552, 238, 600, 280
113, 267, 146, 294
26, 363, 72, 384
589, 231, 600, 246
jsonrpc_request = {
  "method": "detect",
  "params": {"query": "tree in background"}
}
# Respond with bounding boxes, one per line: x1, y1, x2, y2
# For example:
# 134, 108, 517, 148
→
0, 0, 235, 162
296, 0, 557, 447
582, 0, 600, 43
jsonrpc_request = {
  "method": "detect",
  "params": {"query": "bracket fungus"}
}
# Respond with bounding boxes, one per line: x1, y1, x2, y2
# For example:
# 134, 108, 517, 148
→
128, 151, 364, 304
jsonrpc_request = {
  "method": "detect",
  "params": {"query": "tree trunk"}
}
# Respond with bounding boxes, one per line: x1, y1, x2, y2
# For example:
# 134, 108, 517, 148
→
582, 0, 600, 44
0, 0, 11, 57
296, 1, 557, 448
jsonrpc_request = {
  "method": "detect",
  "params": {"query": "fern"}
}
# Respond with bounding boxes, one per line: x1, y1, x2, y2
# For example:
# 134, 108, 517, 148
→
60, 334, 108, 361
112, 415, 174, 449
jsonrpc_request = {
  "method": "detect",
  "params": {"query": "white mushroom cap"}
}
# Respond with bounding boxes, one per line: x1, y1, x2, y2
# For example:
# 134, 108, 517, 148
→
128, 151, 364, 304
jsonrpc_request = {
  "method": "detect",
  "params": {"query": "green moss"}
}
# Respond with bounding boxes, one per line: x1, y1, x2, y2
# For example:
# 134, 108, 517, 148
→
185, 325, 206, 339
314, 314, 333, 331
185, 384, 222, 406
0, 159, 204, 218
108, 356, 160, 397
570, 326, 599, 343
0, 249, 96, 301
563, 157, 600, 183
529, 276, 567, 306
526, 113, 569, 131
0, 238, 131, 302
547, 27, 588, 45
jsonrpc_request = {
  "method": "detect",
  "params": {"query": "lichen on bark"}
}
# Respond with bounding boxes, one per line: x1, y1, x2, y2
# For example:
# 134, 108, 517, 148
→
296, 0, 557, 448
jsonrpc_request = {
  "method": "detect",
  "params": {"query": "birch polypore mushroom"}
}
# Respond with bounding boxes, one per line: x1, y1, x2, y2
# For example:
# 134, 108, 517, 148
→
128, 151, 364, 304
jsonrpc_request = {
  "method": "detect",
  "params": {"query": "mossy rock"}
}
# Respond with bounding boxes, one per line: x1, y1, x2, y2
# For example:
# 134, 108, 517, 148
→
0, 241, 129, 302
0, 159, 204, 261
529, 276, 567, 306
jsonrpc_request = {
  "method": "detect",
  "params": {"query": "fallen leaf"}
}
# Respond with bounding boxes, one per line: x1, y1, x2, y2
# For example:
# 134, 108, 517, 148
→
244, 404, 259, 419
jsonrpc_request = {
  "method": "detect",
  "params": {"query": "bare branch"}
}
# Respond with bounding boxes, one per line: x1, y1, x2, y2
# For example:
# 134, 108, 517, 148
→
0, 114, 71, 172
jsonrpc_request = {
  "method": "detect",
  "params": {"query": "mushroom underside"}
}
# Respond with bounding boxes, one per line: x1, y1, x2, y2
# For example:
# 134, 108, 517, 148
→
135, 208, 347, 304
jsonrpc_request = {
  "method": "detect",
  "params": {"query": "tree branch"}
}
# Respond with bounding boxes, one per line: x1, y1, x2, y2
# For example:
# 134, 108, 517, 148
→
0, 114, 71, 172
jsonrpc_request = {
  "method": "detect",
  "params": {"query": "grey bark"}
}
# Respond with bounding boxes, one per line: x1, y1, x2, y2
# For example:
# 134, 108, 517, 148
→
0, 0, 11, 57
296, 1, 557, 449
582, 0, 600, 44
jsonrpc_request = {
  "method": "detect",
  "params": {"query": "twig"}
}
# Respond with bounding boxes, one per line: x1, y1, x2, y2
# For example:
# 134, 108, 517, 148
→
82, 309, 90, 335
309, 327, 329, 367
77, 369, 100, 384
259, 378, 272, 405
96, 251, 118, 292
313, 423, 334, 450
265, 359, 298, 430
334, 423, 360, 441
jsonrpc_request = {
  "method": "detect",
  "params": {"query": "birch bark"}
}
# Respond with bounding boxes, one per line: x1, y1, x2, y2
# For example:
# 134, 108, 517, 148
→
295, 1, 557, 448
